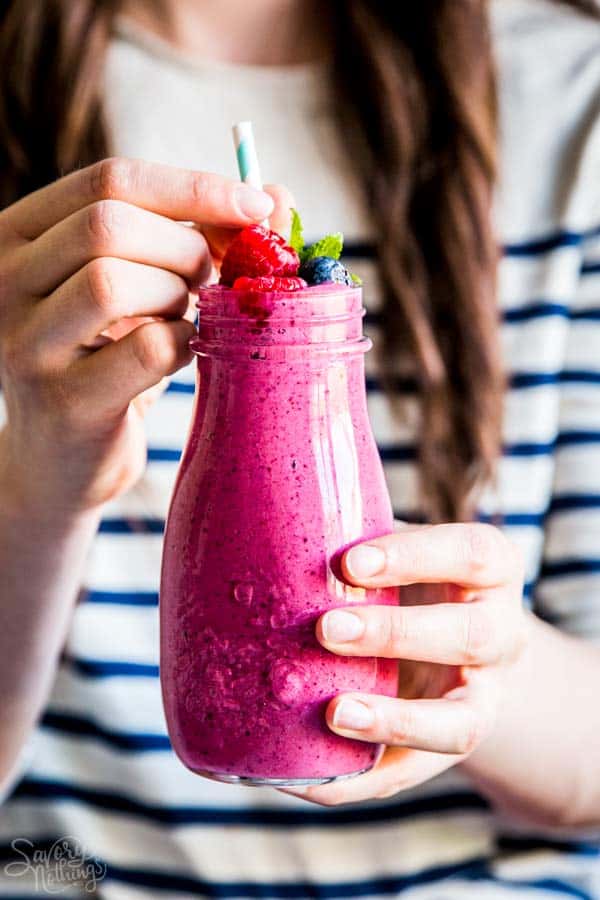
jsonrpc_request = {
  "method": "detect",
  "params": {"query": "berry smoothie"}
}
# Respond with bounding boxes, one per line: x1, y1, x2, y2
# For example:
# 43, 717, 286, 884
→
160, 282, 398, 784
161, 219, 399, 785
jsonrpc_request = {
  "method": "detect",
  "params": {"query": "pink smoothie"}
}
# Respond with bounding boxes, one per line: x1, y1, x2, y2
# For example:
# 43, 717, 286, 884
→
160, 283, 399, 784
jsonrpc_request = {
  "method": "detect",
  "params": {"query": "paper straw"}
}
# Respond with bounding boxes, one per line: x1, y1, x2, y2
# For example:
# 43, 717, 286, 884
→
232, 121, 263, 190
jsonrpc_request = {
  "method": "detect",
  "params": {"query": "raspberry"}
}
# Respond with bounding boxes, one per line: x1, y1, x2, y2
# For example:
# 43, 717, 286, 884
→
220, 226, 300, 285
232, 276, 307, 292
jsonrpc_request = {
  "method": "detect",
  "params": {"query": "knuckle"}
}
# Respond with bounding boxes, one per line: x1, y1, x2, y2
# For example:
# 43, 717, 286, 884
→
389, 705, 416, 746
90, 157, 133, 201
461, 606, 494, 665
456, 708, 488, 755
190, 171, 215, 209
0, 325, 41, 381
86, 200, 123, 253
387, 609, 411, 655
463, 524, 500, 579
84, 258, 118, 316
131, 326, 166, 377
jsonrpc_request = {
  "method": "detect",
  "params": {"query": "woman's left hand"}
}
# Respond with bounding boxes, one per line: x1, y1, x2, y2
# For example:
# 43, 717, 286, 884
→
284, 522, 528, 805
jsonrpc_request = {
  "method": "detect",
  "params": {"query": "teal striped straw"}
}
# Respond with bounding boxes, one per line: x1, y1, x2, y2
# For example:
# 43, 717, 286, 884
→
232, 121, 268, 226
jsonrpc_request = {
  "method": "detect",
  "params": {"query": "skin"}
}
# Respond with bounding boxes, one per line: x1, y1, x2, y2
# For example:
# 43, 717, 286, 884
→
1, 0, 600, 828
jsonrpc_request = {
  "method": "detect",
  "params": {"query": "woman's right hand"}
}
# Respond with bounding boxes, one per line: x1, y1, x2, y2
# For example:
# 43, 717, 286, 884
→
0, 158, 290, 516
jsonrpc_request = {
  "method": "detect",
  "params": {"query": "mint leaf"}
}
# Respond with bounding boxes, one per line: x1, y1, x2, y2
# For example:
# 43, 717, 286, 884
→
350, 272, 363, 286
289, 208, 304, 254
301, 232, 344, 264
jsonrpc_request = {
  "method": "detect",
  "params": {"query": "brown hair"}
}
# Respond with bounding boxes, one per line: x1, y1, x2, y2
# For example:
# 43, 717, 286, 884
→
1, 0, 598, 521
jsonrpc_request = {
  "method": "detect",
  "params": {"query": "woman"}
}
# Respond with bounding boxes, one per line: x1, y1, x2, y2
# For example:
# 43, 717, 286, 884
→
1, 0, 600, 896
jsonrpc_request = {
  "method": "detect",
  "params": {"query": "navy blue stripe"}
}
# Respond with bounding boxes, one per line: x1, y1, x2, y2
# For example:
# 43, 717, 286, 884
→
555, 430, 600, 447
360, 303, 600, 330
362, 370, 600, 396
571, 308, 600, 321
581, 261, 600, 276
343, 225, 600, 262
479, 512, 544, 527
523, 581, 534, 600
549, 493, 600, 513
510, 371, 600, 388
99, 517, 164, 534
504, 232, 582, 256
42, 711, 170, 752
102, 859, 488, 898
541, 559, 600, 578
166, 368, 600, 399
147, 447, 183, 460
504, 225, 600, 257
503, 440, 554, 457
471, 878, 594, 900
8, 778, 489, 827
63, 655, 159, 678
165, 379, 195, 393
503, 301, 569, 322
496, 369, 590, 390
497, 834, 600, 857
83, 589, 157, 606
380, 436, 600, 461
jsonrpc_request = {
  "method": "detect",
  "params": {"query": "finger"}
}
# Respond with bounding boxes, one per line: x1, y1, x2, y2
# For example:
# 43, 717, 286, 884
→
326, 683, 494, 755
280, 746, 458, 807
32, 259, 191, 354
4, 157, 275, 241
341, 524, 523, 590
263, 183, 296, 236
20, 201, 213, 295
69, 318, 195, 421
200, 183, 296, 267
318, 592, 523, 666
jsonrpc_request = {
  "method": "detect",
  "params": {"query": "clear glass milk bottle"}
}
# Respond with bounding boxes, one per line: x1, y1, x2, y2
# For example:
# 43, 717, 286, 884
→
160, 283, 398, 785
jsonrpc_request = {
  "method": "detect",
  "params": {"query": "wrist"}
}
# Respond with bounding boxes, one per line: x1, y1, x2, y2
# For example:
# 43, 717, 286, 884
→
0, 430, 103, 534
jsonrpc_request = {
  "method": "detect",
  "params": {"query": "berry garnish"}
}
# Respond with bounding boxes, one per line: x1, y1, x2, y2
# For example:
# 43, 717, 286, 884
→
232, 276, 307, 292
289, 209, 362, 286
220, 225, 300, 286
299, 256, 353, 286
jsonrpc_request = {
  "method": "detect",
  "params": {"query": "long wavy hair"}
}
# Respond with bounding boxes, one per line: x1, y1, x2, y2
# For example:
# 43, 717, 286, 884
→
0, 0, 597, 520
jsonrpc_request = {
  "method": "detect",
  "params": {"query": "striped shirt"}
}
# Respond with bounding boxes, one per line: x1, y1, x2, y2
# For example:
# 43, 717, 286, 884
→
2, 0, 600, 896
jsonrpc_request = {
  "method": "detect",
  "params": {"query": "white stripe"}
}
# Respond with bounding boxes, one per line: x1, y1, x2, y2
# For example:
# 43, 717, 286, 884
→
66, 604, 158, 664
85, 534, 163, 591
499, 252, 582, 307
544, 509, 600, 560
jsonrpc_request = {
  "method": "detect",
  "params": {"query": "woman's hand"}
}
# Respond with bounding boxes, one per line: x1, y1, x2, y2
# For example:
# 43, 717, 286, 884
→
0, 157, 292, 515
286, 522, 527, 805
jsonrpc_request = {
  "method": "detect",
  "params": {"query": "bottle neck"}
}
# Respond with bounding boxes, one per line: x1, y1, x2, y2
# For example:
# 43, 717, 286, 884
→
191, 284, 369, 361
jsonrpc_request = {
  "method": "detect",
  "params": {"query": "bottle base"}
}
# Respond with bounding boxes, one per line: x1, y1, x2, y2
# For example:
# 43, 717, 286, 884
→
194, 764, 374, 787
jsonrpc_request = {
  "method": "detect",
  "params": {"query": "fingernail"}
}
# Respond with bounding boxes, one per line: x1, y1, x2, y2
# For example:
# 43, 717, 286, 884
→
236, 186, 274, 220
333, 699, 374, 732
345, 544, 386, 578
322, 610, 365, 643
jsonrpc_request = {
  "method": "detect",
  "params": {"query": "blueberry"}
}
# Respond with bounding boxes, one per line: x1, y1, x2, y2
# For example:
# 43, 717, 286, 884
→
299, 256, 353, 286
